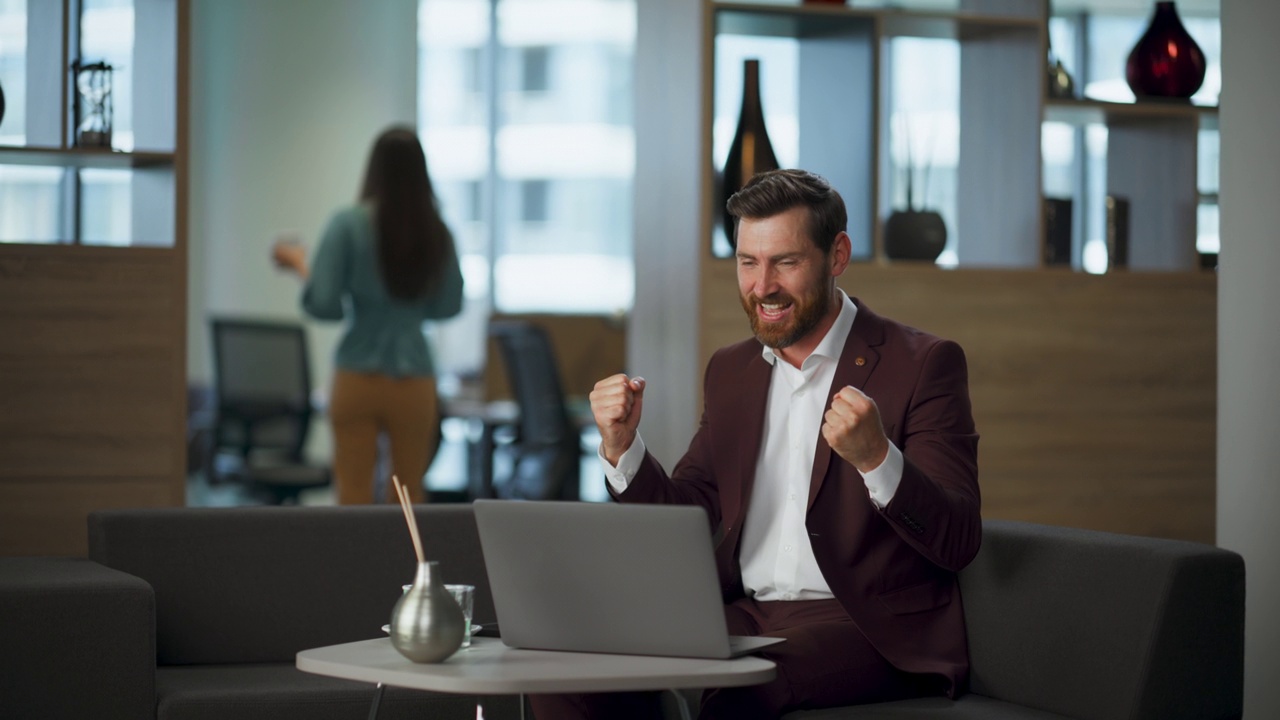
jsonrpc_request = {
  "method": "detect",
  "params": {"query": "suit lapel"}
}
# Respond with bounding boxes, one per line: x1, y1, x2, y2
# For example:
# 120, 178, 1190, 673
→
807, 298, 885, 511
722, 350, 773, 529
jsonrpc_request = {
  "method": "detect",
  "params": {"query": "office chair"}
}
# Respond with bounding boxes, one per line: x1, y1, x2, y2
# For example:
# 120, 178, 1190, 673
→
488, 320, 582, 501
208, 318, 331, 504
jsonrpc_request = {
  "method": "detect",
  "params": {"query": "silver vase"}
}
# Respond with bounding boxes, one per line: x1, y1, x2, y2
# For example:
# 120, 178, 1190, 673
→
389, 561, 466, 663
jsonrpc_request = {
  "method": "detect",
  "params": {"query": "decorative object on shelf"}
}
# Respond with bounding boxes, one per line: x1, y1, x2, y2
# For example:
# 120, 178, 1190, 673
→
387, 475, 465, 663
884, 115, 946, 262
71, 59, 114, 148
719, 58, 779, 250
1105, 195, 1130, 271
1125, 1, 1206, 99
0, 78, 6, 129
1046, 32, 1076, 99
1043, 197, 1073, 266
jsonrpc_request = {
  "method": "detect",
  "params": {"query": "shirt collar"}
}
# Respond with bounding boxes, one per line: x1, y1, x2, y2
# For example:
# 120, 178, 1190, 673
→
760, 290, 858, 368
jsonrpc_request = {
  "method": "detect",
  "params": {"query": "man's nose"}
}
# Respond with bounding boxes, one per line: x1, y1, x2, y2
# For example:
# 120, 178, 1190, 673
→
753, 266, 779, 298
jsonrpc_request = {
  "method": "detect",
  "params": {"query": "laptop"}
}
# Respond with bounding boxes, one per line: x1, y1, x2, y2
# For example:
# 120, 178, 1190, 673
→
472, 499, 785, 659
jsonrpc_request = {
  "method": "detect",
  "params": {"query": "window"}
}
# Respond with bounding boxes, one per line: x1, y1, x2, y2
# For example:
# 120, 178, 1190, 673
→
519, 179, 549, 223
520, 46, 550, 93
418, 0, 636, 377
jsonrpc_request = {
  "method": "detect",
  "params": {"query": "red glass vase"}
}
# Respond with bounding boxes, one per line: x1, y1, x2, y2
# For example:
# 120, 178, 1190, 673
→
1125, 1, 1206, 99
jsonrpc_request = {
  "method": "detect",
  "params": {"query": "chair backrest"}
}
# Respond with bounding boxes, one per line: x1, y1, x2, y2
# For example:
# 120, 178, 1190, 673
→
489, 320, 573, 448
210, 318, 313, 458
959, 519, 1244, 720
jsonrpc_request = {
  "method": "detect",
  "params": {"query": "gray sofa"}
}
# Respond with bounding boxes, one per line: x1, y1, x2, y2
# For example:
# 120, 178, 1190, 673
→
0, 505, 1244, 720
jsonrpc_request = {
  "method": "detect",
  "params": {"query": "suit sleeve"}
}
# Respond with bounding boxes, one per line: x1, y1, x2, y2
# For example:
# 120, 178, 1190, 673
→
880, 338, 982, 572
610, 357, 724, 530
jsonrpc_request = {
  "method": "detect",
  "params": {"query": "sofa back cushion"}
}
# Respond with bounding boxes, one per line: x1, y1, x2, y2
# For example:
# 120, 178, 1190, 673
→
959, 519, 1244, 720
88, 505, 492, 666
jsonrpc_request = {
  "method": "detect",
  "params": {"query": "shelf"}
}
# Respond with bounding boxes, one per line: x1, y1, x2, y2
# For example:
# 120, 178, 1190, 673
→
1044, 97, 1218, 127
713, 2, 1041, 39
0, 146, 176, 170
881, 11, 1040, 39
715, 3, 877, 37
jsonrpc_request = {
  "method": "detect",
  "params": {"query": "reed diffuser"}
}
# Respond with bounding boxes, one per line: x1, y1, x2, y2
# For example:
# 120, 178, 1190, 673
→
387, 476, 466, 663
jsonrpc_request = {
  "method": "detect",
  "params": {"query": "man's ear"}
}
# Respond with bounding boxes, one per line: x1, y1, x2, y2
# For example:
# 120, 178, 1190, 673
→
830, 232, 852, 277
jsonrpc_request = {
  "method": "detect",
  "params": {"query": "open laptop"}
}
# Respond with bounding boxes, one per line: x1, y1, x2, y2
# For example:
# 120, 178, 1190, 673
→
472, 499, 784, 659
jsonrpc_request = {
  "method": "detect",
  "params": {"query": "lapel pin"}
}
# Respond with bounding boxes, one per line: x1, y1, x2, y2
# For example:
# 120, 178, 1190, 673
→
855, 356, 866, 366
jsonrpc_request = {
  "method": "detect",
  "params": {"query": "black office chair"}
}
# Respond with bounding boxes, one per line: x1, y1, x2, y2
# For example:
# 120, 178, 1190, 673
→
208, 318, 331, 504
488, 320, 581, 501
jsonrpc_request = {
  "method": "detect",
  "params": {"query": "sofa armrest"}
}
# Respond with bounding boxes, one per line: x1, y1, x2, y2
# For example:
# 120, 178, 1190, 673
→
0, 557, 156, 720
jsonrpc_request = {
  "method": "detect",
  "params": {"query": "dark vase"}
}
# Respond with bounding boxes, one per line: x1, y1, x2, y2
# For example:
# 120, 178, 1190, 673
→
884, 210, 947, 262
1125, 1, 1206, 99
719, 59, 779, 249
0, 79, 6, 129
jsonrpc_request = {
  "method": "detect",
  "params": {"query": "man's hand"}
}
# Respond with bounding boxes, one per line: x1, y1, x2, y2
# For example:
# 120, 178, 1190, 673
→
821, 385, 890, 473
589, 374, 646, 465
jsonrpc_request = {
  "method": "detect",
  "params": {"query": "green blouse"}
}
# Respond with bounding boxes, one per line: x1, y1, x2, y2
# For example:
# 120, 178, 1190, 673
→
301, 204, 464, 378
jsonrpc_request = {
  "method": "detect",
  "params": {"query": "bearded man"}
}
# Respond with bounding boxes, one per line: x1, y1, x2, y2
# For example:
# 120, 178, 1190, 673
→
532, 168, 981, 720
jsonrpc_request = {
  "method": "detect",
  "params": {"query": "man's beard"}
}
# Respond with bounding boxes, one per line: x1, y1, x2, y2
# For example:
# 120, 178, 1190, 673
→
740, 280, 831, 350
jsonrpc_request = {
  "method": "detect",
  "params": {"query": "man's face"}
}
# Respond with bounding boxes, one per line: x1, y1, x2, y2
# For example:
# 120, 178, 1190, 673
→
735, 206, 842, 353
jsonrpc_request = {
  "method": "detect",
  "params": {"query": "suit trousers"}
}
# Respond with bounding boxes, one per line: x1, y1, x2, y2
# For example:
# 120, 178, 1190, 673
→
528, 597, 937, 720
328, 370, 439, 504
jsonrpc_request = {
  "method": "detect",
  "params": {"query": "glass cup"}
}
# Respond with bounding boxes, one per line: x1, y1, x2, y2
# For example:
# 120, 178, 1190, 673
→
445, 584, 475, 648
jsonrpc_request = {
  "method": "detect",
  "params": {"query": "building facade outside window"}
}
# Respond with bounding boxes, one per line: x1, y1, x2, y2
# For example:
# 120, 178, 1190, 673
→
417, 0, 636, 380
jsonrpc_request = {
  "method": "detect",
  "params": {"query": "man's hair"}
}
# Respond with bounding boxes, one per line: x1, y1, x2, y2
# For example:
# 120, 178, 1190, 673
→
725, 169, 847, 254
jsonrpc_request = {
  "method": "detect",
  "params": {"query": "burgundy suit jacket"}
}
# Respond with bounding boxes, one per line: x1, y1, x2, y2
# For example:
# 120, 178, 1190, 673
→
615, 298, 981, 697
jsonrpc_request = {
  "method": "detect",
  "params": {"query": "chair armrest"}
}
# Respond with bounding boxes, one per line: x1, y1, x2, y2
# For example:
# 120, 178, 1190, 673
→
0, 557, 156, 720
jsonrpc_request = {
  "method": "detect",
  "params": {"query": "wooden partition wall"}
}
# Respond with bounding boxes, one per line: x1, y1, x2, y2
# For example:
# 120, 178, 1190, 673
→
701, 262, 1217, 544
0, 246, 188, 556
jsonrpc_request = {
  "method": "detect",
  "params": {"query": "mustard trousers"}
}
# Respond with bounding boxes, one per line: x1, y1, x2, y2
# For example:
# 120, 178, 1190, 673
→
328, 370, 440, 505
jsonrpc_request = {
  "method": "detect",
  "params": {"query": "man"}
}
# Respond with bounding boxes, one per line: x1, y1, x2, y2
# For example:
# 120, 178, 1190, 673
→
533, 169, 980, 719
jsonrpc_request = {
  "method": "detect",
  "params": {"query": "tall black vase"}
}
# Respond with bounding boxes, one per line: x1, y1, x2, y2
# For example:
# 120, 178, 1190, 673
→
719, 59, 779, 250
0, 78, 7, 129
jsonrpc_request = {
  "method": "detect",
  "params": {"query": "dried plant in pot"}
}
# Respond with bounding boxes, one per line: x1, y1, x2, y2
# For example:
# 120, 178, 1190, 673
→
884, 116, 946, 262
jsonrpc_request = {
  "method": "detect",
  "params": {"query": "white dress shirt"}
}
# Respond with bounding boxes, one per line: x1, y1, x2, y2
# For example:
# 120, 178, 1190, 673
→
603, 291, 905, 602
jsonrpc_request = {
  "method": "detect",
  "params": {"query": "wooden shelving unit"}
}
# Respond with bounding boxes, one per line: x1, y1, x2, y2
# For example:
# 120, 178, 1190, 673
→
0, 0, 189, 557
704, 0, 1214, 271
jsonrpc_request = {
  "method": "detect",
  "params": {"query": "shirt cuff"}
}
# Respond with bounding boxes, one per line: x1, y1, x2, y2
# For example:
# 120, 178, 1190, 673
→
861, 441, 904, 509
601, 434, 646, 494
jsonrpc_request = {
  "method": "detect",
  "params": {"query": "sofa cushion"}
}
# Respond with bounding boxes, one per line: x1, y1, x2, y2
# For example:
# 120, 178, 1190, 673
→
958, 520, 1244, 720
88, 505, 494, 665
156, 663, 522, 720
782, 694, 1073, 719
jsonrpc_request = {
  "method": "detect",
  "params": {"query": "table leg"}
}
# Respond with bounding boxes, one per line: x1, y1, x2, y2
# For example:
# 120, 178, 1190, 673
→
368, 682, 385, 720
466, 418, 498, 500
666, 688, 693, 720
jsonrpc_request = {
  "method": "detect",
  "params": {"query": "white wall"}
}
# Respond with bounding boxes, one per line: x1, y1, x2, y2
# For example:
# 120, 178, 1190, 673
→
187, 0, 417, 403
628, 0, 702, 467
1219, 2, 1280, 718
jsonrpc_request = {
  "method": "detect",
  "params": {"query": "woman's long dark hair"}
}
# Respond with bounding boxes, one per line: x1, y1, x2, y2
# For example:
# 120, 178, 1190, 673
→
359, 126, 454, 301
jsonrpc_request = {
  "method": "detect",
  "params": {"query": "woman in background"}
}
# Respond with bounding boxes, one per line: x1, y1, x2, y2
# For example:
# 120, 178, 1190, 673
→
273, 126, 463, 504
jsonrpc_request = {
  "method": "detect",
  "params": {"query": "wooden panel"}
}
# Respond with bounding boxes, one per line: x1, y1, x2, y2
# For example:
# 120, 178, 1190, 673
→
700, 261, 1216, 543
0, 478, 178, 557
0, 246, 187, 555
482, 314, 628, 401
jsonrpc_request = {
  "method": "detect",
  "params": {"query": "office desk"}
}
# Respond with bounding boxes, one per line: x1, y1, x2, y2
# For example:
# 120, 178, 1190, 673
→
297, 637, 775, 720
441, 396, 595, 501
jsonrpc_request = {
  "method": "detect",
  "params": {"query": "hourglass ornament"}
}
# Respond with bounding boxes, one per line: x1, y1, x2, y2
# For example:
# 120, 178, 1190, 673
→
72, 60, 114, 148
